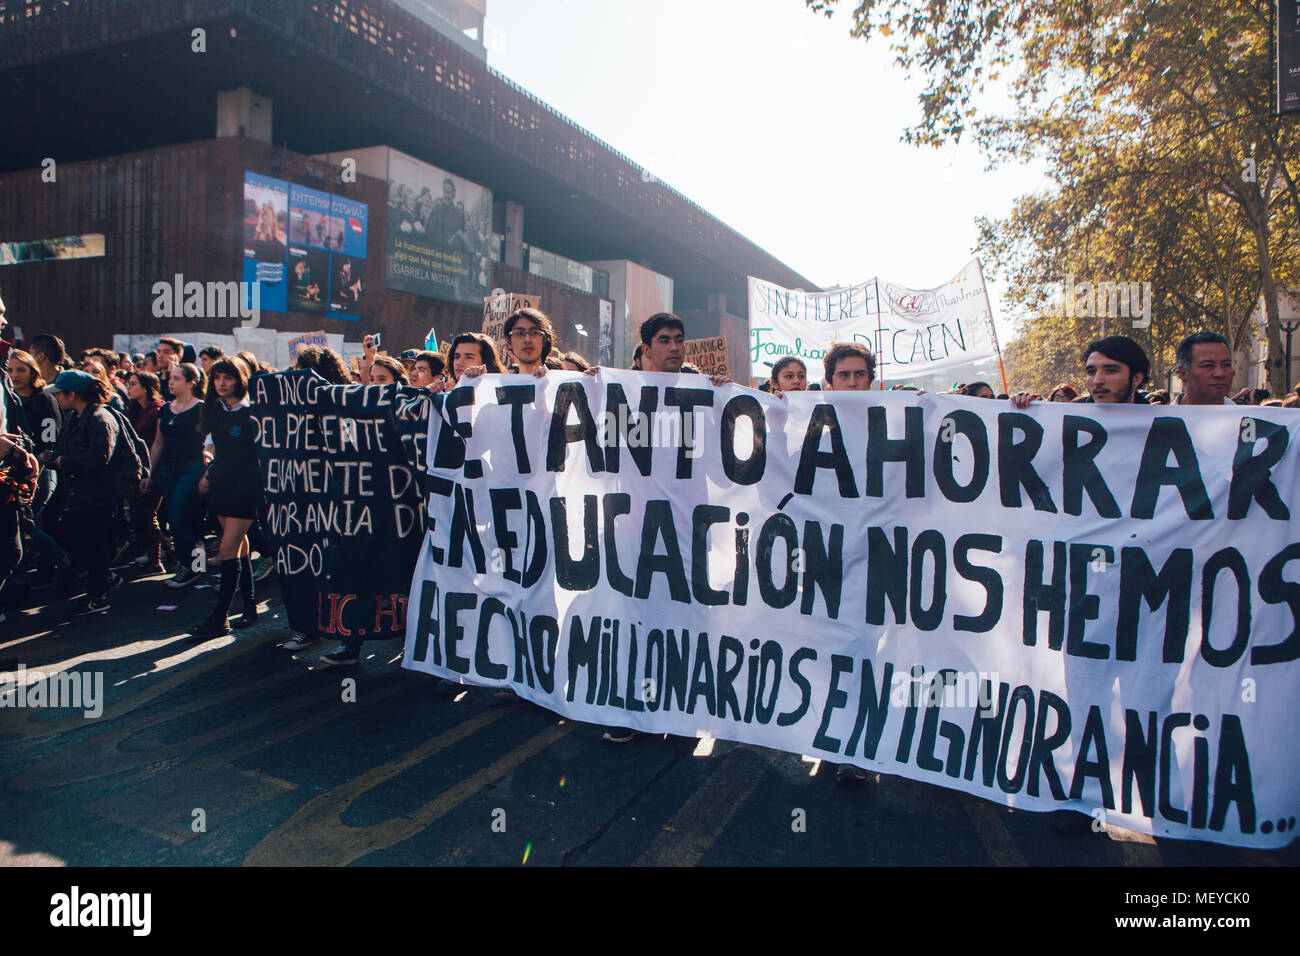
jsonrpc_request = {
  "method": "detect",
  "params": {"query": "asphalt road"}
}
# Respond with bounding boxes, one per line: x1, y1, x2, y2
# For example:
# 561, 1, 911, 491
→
0, 556, 1295, 867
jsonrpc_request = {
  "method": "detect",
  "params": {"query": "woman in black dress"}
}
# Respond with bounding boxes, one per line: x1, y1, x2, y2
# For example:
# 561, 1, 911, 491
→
194, 358, 260, 637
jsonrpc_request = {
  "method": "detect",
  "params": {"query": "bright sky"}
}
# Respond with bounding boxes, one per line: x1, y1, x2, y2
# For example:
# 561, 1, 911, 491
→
484, 0, 1052, 349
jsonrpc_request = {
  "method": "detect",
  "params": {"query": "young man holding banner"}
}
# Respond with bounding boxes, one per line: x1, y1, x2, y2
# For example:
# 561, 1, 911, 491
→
503, 308, 554, 376
639, 313, 687, 374
458, 309, 552, 388
583, 314, 730, 387
1011, 336, 1149, 408
822, 341, 877, 782
599, 313, 729, 744
823, 343, 876, 391
1172, 331, 1235, 406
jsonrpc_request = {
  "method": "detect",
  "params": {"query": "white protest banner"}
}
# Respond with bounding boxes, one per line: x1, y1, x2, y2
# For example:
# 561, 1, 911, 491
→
405, 372, 1300, 848
112, 334, 158, 357
234, 327, 278, 366
748, 277, 878, 381
112, 330, 236, 360
748, 259, 1001, 381
878, 259, 1000, 378
193, 331, 239, 358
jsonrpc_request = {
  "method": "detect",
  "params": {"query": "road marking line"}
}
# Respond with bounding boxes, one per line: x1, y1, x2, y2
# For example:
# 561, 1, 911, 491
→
244, 711, 572, 866
635, 747, 775, 867
9, 659, 316, 790
0, 629, 292, 741
961, 797, 1029, 866
196, 677, 413, 768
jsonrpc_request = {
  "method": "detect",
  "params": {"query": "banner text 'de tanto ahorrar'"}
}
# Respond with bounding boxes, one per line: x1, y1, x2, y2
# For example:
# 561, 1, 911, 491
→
404, 370, 1300, 848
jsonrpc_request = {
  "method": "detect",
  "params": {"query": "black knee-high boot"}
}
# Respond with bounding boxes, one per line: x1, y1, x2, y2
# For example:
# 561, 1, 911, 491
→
233, 555, 257, 628
194, 558, 238, 638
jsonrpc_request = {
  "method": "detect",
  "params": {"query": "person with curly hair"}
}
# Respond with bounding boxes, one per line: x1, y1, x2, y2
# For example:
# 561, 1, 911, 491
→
1048, 383, 1078, 402
446, 332, 502, 387
293, 345, 352, 384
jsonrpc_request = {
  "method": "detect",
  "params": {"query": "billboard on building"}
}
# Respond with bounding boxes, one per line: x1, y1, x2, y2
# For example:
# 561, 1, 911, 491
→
0, 233, 105, 265
242, 172, 289, 313
385, 150, 493, 307
243, 172, 369, 321
1281, 0, 1300, 115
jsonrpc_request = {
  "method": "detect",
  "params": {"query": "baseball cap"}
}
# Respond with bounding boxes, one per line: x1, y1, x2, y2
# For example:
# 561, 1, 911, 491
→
53, 369, 96, 394
399, 349, 420, 361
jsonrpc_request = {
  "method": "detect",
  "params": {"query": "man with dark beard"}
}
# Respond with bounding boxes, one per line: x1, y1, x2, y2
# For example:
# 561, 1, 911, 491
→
1011, 336, 1149, 408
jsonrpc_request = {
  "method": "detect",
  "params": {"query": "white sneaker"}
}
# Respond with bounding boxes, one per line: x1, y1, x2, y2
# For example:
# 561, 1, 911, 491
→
279, 634, 321, 651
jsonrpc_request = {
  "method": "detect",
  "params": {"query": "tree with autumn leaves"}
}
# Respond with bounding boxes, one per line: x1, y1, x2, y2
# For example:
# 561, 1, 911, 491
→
810, 0, 1299, 394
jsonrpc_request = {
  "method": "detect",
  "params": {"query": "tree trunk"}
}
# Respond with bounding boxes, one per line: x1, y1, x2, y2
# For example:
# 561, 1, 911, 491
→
1245, 193, 1287, 395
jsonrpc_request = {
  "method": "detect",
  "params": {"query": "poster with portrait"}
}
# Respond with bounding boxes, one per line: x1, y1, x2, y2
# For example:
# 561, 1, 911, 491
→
288, 183, 334, 251
598, 298, 614, 366
242, 173, 289, 313
287, 246, 329, 316
1280, 0, 1300, 115
385, 150, 493, 307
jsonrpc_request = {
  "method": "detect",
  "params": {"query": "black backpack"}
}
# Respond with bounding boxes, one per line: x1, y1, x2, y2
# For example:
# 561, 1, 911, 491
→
103, 404, 151, 489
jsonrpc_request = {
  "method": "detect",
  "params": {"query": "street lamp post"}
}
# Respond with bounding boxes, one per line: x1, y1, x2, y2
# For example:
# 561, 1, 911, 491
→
1283, 320, 1300, 393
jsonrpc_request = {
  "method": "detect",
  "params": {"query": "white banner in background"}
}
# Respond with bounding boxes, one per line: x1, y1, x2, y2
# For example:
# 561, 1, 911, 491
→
748, 259, 1000, 381
403, 371, 1300, 848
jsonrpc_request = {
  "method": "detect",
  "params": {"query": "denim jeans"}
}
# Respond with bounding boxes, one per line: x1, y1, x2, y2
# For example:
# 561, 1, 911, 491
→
23, 467, 68, 567
157, 459, 204, 571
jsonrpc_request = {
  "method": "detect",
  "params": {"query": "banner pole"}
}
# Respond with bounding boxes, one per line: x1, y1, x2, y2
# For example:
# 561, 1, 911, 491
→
874, 278, 886, 390
975, 259, 1009, 395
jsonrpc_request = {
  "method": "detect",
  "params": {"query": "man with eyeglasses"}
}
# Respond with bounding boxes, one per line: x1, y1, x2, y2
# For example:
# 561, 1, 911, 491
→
502, 307, 553, 377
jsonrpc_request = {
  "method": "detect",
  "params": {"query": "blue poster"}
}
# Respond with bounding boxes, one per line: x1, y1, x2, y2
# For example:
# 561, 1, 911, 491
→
329, 195, 368, 320
242, 172, 289, 313
288, 183, 334, 251
243, 171, 368, 323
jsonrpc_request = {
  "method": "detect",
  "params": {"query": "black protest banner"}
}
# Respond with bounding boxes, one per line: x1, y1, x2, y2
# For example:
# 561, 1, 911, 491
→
251, 369, 429, 642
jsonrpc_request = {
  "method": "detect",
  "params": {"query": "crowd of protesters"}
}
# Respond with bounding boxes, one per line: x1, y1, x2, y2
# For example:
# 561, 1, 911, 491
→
0, 301, 1297, 747
0, 324, 284, 634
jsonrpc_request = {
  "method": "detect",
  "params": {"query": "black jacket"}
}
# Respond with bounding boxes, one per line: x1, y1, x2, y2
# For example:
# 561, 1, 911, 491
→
55, 404, 119, 511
